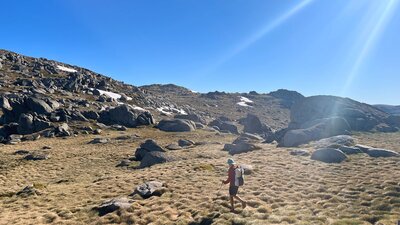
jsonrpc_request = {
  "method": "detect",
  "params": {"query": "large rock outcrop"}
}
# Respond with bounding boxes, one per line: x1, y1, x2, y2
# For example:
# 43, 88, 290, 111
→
279, 96, 395, 147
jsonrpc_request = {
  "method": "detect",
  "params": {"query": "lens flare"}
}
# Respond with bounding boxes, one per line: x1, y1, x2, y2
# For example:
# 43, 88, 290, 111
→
341, 0, 399, 97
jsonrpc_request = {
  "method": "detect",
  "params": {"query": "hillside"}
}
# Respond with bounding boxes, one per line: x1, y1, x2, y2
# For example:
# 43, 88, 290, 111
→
0, 49, 400, 225
374, 104, 400, 115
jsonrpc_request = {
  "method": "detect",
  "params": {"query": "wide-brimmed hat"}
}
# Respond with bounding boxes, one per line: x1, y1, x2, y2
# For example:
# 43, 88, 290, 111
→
227, 158, 236, 165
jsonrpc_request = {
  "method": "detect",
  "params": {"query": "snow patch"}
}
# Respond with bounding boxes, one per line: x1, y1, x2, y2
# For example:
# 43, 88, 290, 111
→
57, 65, 77, 73
90, 88, 132, 101
236, 96, 253, 107
132, 105, 145, 111
157, 106, 187, 115
239, 96, 253, 103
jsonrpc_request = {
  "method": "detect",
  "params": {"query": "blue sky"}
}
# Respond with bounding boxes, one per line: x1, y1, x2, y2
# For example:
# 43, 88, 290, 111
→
1, 0, 400, 105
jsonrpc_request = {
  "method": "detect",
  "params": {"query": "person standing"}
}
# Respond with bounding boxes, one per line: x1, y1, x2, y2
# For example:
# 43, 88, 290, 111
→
222, 158, 247, 212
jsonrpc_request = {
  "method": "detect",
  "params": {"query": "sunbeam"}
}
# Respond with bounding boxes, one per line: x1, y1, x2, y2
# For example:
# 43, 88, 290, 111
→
201, 0, 314, 75
341, 0, 399, 96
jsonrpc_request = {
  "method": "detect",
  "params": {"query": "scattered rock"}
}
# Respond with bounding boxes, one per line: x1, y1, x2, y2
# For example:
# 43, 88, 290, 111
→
175, 112, 206, 124
178, 139, 195, 147
24, 152, 49, 160
157, 119, 196, 132
355, 144, 373, 153
209, 119, 239, 134
95, 197, 133, 216
338, 146, 363, 155
366, 148, 399, 158
16, 185, 40, 197
139, 151, 172, 168
89, 138, 109, 144
240, 114, 273, 135
132, 181, 165, 198
166, 143, 183, 150
311, 148, 348, 163
136, 111, 155, 126
93, 129, 102, 135
116, 159, 131, 167
55, 123, 70, 137
223, 142, 260, 155
290, 149, 310, 156
13, 150, 30, 155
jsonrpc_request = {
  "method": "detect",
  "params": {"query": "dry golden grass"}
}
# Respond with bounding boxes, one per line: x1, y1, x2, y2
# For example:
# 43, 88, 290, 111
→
0, 128, 399, 225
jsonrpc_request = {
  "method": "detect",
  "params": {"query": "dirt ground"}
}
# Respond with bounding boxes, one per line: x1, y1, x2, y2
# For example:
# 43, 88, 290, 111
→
0, 128, 399, 225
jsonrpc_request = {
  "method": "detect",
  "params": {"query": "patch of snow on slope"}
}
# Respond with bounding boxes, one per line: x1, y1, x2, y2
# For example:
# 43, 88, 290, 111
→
239, 96, 253, 103
90, 88, 132, 101
236, 96, 253, 107
132, 105, 145, 111
157, 106, 187, 115
57, 65, 77, 73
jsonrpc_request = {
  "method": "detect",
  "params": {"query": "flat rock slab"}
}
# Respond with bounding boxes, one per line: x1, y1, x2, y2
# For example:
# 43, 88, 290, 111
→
354, 144, 373, 153
95, 197, 133, 216
366, 148, 399, 158
311, 148, 348, 163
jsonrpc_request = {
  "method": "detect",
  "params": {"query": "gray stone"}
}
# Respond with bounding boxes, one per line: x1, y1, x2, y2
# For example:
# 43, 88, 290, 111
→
313, 135, 355, 148
95, 197, 133, 216
311, 148, 348, 163
209, 119, 239, 134
354, 144, 372, 153
157, 119, 196, 132
26, 97, 53, 114
17, 113, 34, 135
240, 114, 273, 135
139, 151, 171, 168
281, 118, 351, 147
290, 149, 310, 156
55, 123, 70, 137
16, 185, 40, 197
141, 139, 165, 152
132, 181, 165, 198
165, 144, 182, 150
339, 146, 363, 155
223, 142, 260, 155
175, 112, 206, 124
24, 152, 49, 160
178, 139, 195, 147
89, 138, 109, 144
366, 148, 399, 158
135, 139, 166, 161
136, 111, 155, 126
116, 159, 131, 167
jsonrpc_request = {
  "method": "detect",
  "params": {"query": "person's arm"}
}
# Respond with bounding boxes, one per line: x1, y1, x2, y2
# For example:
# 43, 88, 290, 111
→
223, 167, 233, 184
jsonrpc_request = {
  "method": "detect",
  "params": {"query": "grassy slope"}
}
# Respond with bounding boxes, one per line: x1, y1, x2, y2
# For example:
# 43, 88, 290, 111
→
0, 129, 399, 225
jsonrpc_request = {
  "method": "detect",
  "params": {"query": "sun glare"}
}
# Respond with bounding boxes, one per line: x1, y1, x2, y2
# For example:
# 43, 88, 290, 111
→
341, 0, 399, 96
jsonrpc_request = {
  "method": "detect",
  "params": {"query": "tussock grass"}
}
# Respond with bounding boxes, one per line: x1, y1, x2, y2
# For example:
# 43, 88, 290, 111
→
0, 129, 399, 224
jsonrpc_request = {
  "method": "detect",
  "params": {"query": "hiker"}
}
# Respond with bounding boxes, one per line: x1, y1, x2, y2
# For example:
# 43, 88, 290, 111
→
222, 158, 246, 212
